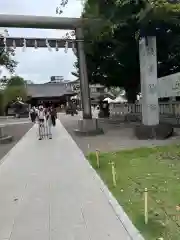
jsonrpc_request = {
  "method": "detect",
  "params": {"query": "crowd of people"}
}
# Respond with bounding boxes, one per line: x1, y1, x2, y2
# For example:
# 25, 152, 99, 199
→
29, 105, 57, 140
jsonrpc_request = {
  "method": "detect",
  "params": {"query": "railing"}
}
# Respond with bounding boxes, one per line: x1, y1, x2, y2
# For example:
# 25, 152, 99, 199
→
109, 102, 180, 118
109, 103, 141, 116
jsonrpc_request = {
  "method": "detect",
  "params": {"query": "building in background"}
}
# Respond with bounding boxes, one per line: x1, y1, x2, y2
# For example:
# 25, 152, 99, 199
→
26, 83, 75, 107
26, 77, 114, 108
49, 76, 64, 83
70, 80, 114, 105
48, 76, 71, 84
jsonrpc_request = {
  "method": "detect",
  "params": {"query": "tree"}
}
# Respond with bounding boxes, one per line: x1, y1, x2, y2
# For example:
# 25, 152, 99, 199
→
3, 85, 27, 104
0, 30, 17, 74
0, 90, 4, 115
108, 87, 125, 98
71, 62, 79, 79
0, 47, 17, 74
75, 0, 180, 102
0, 76, 8, 87
2, 75, 27, 111
0, 30, 19, 114
6, 76, 26, 87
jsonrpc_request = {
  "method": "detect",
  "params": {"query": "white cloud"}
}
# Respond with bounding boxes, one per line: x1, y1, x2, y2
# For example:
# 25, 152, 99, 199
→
0, 0, 82, 83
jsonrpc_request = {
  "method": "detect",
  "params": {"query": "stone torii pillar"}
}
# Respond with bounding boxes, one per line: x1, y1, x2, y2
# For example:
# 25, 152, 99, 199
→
75, 27, 103, 134
75, 27, 92, 119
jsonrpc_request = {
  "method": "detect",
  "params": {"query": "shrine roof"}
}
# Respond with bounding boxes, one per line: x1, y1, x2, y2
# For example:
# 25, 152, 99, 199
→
26, 84, 76, 98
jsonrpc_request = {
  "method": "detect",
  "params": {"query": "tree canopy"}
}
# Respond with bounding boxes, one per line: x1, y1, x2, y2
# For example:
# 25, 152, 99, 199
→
73, 0, 180, 102
0, 30, 18, 114
0, 47, 17, 74
6, 76, 26, 87
0, 75, 27, 114
0, 31, 17, 74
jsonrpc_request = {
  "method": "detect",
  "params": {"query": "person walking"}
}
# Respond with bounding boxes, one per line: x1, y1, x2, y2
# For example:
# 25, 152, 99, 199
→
37, 105, 46, 140
30, 106, 36, 123
50, 106, 57, 127
46, 107, 52, 139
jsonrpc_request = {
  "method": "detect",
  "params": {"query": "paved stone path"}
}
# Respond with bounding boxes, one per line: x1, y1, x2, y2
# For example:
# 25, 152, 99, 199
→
0, 120, 142, 240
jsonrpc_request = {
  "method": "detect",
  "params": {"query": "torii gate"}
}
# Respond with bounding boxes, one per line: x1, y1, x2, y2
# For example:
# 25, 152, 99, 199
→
0, 14, 103, 135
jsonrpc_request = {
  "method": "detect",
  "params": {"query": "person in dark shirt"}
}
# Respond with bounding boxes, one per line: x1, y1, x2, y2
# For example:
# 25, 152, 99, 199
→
50, 106, 57, 126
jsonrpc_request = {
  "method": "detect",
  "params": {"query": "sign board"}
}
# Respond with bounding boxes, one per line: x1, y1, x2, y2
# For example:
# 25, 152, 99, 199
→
50, 76, 64, 82
158, 72, 180, 98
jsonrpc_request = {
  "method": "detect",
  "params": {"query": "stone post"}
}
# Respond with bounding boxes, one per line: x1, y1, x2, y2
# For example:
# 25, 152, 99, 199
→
135, 36, 173, 139
0, 127, 4, 138
139, 36, 159, 125
75, 27, 92, 119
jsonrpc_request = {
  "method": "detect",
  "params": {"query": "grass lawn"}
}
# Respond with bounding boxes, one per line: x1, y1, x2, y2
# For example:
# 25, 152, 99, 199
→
88, 144, 180, 240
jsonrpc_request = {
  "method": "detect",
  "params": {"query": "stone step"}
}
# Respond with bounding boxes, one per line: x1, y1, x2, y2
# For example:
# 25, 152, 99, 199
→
0, 135, 13, 144
98, 117, 139, 124
0, 126, 13, 144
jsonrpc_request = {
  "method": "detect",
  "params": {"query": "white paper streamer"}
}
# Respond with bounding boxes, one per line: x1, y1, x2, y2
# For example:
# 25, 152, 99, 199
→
55, 41, 59, 51
22, 38, 26, 52
64, 41, 68, 53
34, 40, 38, 49
12, 40, 16, 49
46, 39, 52, 51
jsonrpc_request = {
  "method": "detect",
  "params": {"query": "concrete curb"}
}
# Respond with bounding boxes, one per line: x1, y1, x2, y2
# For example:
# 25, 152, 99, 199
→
59, 119, 145, 240
0, 116, 14, 119
88, 164, 144, 240
0, 121, 31, 126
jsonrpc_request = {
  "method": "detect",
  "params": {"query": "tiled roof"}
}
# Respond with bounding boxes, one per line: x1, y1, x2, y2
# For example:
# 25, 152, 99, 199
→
26, 84, 75, 98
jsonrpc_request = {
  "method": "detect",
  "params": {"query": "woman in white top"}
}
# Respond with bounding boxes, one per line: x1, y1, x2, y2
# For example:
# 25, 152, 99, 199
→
38, 106, 45, 122
38, 106, 52, 140
37, 106, 46, 140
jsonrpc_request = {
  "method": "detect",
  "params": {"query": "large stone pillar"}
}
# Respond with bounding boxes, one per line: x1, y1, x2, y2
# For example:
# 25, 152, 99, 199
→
139, 36, 159, 125
76, 27, 92, 119
135, 36, 173, 139
74, 28, 103, 135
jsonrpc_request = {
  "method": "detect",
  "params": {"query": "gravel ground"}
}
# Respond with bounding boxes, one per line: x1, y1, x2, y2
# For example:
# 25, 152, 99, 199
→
0, 121, 33, 161
59, 112, 180, 155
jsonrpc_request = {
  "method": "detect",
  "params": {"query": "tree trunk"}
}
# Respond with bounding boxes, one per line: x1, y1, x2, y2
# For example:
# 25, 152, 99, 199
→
125, 87, 138, 103
0, 92, 4, 116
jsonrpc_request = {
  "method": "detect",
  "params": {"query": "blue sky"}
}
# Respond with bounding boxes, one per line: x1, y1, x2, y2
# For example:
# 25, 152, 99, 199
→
0, 0, 83, 83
